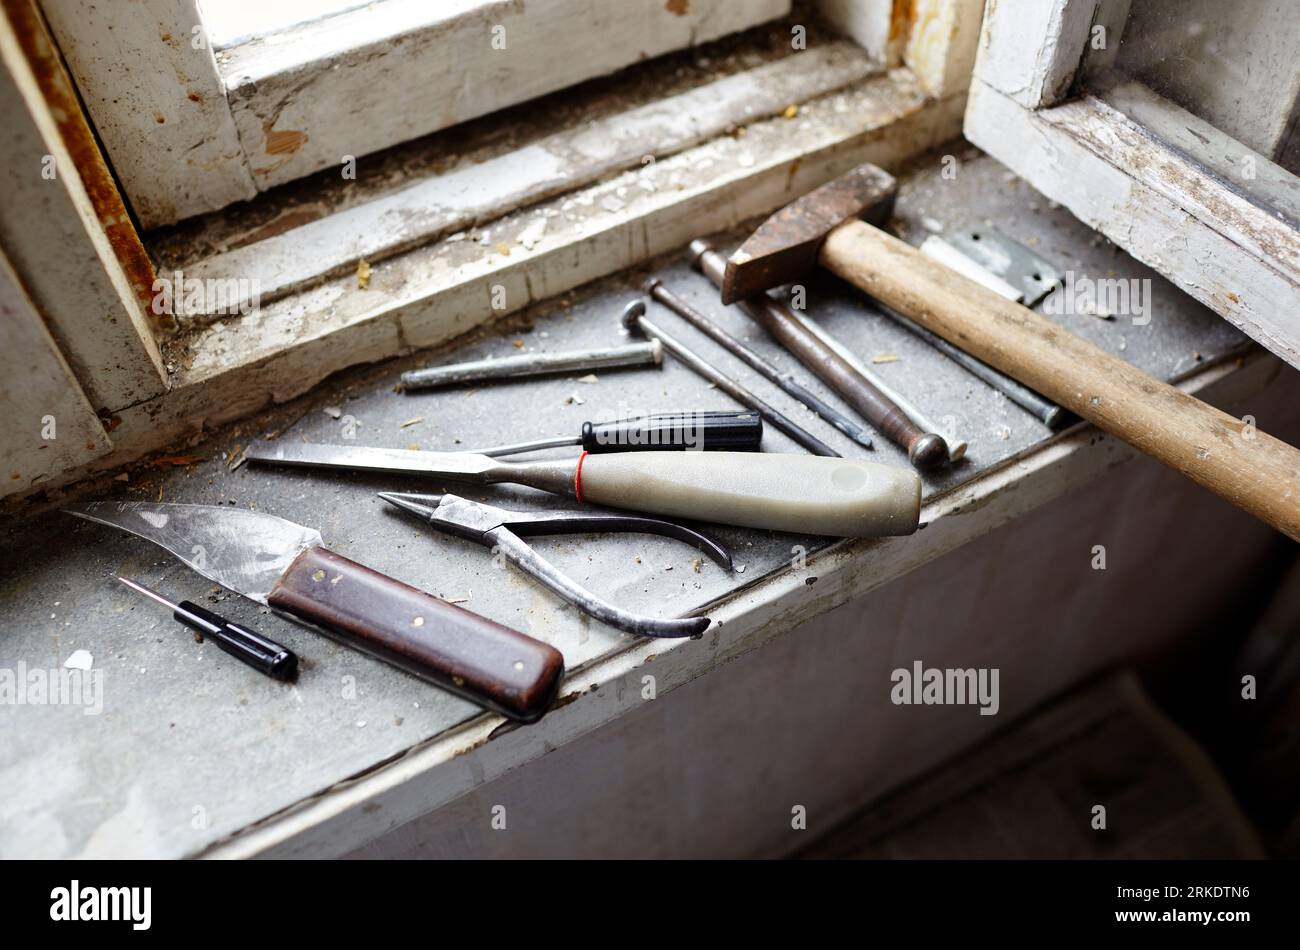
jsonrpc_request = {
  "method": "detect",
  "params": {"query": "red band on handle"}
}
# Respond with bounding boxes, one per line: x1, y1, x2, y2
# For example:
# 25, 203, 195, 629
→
574, 451, 588, 503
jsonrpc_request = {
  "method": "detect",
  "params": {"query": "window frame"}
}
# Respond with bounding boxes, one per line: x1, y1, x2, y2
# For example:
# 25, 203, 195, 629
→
962, 0, 1300, 370
40, 0, 792, 227
2, 0, 981, 500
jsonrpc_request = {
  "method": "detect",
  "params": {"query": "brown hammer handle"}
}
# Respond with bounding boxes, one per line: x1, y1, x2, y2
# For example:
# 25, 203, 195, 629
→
821, 220, 1300, 541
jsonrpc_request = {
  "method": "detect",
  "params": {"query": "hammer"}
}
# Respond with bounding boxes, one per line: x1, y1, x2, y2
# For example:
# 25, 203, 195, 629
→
722, 163, 1300, 541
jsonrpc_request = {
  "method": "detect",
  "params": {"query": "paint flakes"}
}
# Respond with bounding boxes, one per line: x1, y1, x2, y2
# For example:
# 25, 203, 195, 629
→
63, 650, 93, 671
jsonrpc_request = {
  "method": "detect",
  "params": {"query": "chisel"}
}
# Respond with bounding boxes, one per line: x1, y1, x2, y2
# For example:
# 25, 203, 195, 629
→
244, 441, 921, 537
464, 411, 763, 457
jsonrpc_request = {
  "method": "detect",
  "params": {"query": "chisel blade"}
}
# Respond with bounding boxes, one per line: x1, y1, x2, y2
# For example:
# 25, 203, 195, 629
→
245, 440, 498, 479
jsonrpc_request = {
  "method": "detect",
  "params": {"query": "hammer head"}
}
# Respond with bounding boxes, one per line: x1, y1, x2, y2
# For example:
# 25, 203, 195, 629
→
721, 163, 897, 304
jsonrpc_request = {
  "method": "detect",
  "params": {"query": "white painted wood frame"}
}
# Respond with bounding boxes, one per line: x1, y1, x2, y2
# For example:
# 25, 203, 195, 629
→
0, 2, 166, 417
40, 0, 791, 225
0, 247, 113, 487
39, 0, 257, 228
963, 0, 1300, 371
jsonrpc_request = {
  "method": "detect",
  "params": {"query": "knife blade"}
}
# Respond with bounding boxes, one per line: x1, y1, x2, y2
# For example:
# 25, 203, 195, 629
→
64, 501, 564, 723
244, 441, 922, 537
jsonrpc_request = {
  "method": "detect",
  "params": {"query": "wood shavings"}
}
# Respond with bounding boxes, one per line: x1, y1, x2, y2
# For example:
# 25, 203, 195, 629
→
781, 103, 799, 119
148, 454, 205, 467
691, 558, 703, 573
356, 259, 371, 289
399, 417, 424, 428
872, 353, 900, 364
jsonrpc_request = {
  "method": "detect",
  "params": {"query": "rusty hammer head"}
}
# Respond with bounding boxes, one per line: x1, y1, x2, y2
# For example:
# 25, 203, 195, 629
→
720, 163, 897, 304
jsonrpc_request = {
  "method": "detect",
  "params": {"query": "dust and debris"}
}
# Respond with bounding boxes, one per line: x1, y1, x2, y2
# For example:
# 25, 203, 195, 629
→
781, 103, 799, 119
356, 259, 371, 289
566, 393, 586, 405
399, 417, 424, 428
495, 242, 512, 256
691, 557, 703, 572
518, 217, 547, 250
576, 374, 599, 384
511, 339, 525, 348
872, 353, 900, 364
323, 406, 343, 419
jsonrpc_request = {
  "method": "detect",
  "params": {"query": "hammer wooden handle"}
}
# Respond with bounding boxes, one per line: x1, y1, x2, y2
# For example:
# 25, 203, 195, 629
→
821, 220, 1300, 541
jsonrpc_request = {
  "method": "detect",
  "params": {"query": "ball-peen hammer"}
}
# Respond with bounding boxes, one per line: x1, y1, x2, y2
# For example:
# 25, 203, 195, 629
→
721, 163, 1300, 541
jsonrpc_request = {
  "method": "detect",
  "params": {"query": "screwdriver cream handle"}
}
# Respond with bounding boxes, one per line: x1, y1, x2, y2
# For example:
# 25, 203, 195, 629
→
575, 452, 920, 537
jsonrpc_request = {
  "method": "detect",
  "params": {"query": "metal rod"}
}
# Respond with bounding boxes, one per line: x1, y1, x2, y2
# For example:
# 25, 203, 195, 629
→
643, 278, 874, 450
117, 575, 178, 611
874, 303, 1066, 428
620, 300, 842, 458
465, 435, 578, 458
401, 340, 663, 391
783, 306, 969, 461
690, 240, 949, 470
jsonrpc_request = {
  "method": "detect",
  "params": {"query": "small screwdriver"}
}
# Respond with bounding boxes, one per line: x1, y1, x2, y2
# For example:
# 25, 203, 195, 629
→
118, 576, 298, 681
463, 410, 763, 458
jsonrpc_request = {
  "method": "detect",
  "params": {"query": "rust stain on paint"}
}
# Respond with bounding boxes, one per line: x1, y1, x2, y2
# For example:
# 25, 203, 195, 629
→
1, 0, 167, 331
890, 0, 917, 42
665, 0, 689, 15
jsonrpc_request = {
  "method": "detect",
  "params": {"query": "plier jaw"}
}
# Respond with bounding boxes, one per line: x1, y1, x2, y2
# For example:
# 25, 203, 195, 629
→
379, 492, 730, 638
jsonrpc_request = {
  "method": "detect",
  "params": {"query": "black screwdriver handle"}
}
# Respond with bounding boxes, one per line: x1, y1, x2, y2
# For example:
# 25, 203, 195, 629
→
581, 411, 762, 454
175, 601, 298, 681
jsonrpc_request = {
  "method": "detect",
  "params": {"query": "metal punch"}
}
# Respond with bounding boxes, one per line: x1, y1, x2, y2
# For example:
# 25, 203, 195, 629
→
379, 492, 730, 638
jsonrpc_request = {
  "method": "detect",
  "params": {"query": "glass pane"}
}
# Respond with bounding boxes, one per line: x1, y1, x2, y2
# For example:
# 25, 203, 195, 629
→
1084, 0, 1300, 223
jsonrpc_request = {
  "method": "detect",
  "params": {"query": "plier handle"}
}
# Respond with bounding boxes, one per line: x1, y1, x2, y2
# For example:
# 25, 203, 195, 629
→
379, 492, 731, 638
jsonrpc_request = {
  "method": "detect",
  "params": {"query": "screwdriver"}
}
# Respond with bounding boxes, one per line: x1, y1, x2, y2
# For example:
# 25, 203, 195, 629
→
117, 576, 298, 681
462, 410, 763, 458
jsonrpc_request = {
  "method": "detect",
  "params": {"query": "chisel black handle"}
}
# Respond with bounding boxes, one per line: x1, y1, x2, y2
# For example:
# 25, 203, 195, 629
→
175, 601, 299, 681
581, 411, 762, 453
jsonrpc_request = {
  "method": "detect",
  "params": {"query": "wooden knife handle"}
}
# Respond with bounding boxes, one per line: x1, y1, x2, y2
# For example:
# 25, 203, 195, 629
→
267, 546, 564, 723
820, 220, 1300, 541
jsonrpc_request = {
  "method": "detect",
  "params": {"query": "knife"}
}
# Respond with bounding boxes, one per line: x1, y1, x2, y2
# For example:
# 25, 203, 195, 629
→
64, 501, 564, 723
244, 442, 922, 538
